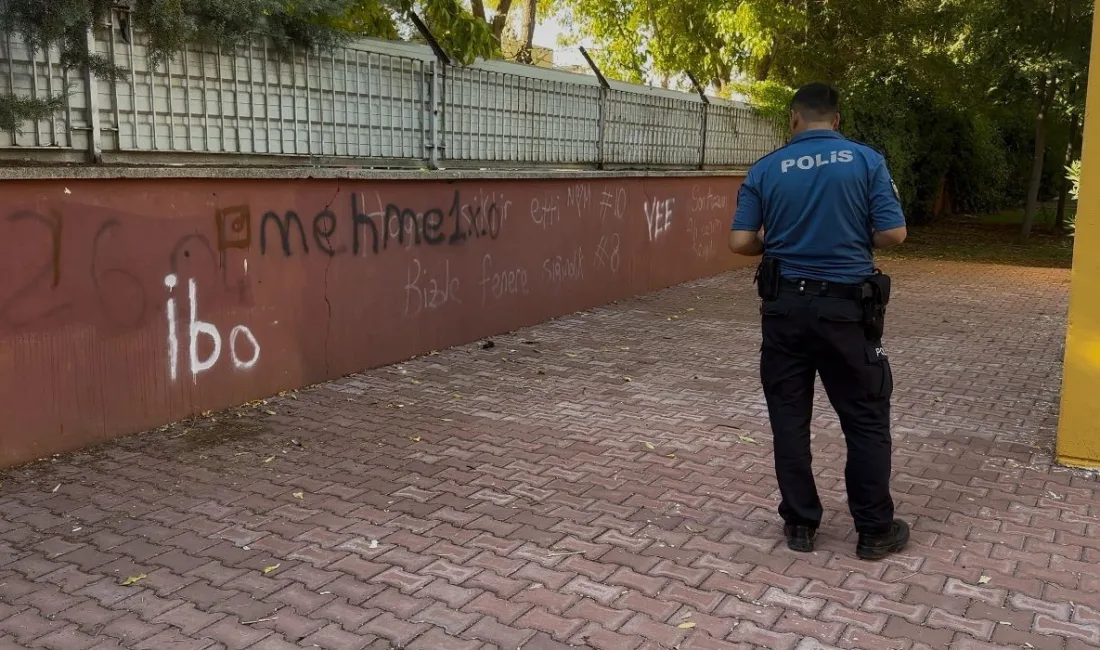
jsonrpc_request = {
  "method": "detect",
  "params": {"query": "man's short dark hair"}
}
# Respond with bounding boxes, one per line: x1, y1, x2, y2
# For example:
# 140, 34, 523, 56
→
790, 83, 840, 121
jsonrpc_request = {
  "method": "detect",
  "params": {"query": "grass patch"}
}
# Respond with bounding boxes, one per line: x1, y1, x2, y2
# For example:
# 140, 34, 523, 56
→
880, 214, 1074, 269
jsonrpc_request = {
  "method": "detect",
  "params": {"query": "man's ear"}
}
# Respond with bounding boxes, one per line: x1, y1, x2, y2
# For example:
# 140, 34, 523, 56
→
789, 109, 799, 134
832, 112, 841, 130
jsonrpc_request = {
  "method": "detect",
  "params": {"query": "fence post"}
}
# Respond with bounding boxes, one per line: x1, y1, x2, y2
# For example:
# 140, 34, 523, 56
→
427, 60, 442, 169
686, 72, 709, 170
84, 24, 103, 163
579, 47, 610, 170
596, 87, 608, 170
409, 13, 450, 170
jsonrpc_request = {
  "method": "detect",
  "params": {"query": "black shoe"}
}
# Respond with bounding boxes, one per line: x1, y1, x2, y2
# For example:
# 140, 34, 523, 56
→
783, 524, 817, 552
856, 519, 910, 561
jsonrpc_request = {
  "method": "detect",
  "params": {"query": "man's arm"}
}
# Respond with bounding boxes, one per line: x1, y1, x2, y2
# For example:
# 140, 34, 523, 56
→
730, 174, 765, 256
869, 159, 907, 248
729, 229, 765, 256
873, 227, 907, 248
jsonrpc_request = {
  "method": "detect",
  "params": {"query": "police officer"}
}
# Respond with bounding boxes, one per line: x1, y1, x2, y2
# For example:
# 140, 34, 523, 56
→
728, 82, 910, 560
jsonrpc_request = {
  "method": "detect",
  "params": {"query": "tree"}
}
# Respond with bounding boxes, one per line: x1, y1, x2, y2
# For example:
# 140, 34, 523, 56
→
942, 0, 1091, 236
515, 0, 538, 63
549, 0, 1092, 225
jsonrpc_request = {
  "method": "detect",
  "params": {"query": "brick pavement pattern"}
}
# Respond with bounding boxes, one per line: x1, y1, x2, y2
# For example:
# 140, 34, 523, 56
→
0, 259, 1091, 650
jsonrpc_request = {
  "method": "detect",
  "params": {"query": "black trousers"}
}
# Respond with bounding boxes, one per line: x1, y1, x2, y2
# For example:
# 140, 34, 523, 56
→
760, 289, 895, 535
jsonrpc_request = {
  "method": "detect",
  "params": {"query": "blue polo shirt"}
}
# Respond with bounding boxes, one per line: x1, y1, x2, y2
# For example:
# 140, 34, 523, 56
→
731, 129, 906, 284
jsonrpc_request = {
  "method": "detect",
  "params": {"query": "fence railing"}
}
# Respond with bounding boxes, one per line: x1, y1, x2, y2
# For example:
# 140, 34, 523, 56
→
0, 13, 783, 169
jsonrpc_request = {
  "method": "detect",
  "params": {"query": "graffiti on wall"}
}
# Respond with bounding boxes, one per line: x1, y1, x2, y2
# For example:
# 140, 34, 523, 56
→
0, 179, 734, 388
0, 175, 744, 466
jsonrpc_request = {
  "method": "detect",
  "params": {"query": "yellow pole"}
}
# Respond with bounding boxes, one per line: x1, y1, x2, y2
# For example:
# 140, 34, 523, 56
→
1057, 8, 1100, 467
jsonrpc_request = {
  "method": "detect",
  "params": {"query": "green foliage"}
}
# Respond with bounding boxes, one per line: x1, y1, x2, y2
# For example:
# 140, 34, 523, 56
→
949, 114, 1013, 215
1067, 159, 1081, 201
0, 0, 126, 78
418, 0, 499, 64
730, 79, 790, 125
0, 93, 67, 133
0, 0, 503, 132
551, 0, 1092, 225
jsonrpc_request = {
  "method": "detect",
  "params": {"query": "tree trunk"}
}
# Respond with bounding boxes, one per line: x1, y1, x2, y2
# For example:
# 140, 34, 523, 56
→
1021, 79, 1057, 238
753, 37, 777, 81
1055, 114, 1081, 232
490, 0, 516, 40
516, 0, 538, 63
471, 0, 487, 21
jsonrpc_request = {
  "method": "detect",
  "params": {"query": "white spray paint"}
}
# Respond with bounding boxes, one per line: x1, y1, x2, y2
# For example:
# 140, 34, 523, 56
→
165, 274, 179, 381
189, 278, 222, 380
598, 185, 627, 220
480, 254, 529, 304
405, 259, 460, 316
645, 197, 675, 241
230, 325, 261, 370
593, 234, 622, 273
165, 274, 261, 381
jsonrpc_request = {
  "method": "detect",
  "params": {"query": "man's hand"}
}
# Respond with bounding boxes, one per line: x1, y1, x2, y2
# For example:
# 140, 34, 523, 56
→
729, 229, 765, 256
873, 226, 907, 249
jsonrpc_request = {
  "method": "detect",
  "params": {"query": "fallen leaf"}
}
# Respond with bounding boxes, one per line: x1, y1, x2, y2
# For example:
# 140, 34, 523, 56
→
623, 376, 633, 382
263, 456, 276, 463
666, 454, 677, 459
411, 379, 421, 385
264, 409, 276, 415
120, 573, 147, 586
292, 491, 304, 500
642, 441, 655, 451
978, 575, 991, 585
263, 564, 281, 575
565, 352, 578, 358
678, 622, 697, 629
409, 436, 422, 443
738, 436, 758, 445
451, 393, 462, 399
369, 540, 380, 549
441, 418, 454, 422
51, 484, 61, 493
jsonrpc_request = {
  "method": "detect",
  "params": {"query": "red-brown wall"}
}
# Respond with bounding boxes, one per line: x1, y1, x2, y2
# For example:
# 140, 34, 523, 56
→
0, 174, 748, 466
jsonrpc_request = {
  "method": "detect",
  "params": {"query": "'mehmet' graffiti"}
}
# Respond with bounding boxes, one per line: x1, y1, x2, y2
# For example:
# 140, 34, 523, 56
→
258, 189, 509, 257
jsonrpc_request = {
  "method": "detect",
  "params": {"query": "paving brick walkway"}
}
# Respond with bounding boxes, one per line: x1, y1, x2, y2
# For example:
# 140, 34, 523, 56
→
0, 259, 1090, 650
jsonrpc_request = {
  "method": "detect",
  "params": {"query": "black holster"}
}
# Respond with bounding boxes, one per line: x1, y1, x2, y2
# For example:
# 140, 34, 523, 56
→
861, 270, 891, 341
755, 256, 780, 300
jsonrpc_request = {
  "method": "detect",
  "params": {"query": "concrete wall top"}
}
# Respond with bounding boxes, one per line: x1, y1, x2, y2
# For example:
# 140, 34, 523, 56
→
0, 166, 749, 181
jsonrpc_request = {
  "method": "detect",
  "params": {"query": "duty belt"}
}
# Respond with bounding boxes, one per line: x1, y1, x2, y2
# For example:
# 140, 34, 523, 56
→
779, 278, 864, 301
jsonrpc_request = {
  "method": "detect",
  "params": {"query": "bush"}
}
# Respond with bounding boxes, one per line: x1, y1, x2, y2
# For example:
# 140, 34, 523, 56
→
949, 113, 1012, 215
1067, 159, 1081, 201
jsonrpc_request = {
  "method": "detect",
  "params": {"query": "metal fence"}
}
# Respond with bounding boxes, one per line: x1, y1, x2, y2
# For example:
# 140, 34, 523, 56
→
0, 15, 783, 169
